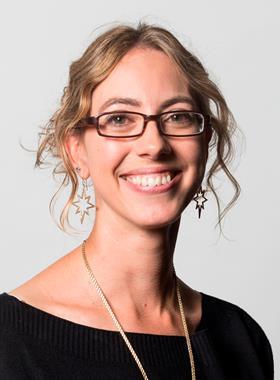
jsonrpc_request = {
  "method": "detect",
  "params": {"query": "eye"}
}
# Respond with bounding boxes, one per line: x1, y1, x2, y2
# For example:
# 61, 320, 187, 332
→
164, 112, 193, 124
106, 114, 130, 125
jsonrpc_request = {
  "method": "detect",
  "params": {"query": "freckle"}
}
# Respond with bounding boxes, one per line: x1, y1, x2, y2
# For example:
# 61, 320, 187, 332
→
144, 303, 147, 307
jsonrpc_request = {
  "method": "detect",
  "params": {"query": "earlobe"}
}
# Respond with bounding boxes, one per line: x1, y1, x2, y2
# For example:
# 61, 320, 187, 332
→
202, 126, 212, 165
65, 134, 80, 169
205, 125, 213, 145
65, 133, 90, 178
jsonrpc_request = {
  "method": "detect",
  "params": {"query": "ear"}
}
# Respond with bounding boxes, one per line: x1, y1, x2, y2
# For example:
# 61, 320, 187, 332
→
205, 124, 213, 145
202, 125, 213, 165
64, 132, 90, 178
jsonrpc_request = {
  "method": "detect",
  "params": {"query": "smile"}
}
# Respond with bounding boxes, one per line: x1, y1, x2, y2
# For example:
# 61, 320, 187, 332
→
120, 171, 182, 193
122, 172, 176, 187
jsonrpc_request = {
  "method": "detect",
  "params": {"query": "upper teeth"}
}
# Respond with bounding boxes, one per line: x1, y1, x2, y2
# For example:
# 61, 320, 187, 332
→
125, 173, 172, 187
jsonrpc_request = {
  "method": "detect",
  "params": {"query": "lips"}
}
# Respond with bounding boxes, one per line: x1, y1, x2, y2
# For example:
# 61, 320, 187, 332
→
121, 170, 175, 179
119, 168, 182, 193
120, 167, 181, 177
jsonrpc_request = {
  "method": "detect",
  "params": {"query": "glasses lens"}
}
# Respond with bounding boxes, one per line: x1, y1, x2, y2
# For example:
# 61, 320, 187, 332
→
161, 111, 204, 136
98, 112, 143, 137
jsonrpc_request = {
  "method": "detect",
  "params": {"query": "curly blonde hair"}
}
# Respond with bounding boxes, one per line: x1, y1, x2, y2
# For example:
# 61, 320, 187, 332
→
35, 22, 241, 235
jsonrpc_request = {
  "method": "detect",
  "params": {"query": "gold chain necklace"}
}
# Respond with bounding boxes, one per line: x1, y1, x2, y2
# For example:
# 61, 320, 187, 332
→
82, 240, 196, 380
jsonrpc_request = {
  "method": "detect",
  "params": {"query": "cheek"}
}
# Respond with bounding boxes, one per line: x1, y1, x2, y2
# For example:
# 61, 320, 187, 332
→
177, 138, 206, 168
177, 139, 208, 197
85, 136, 128, 182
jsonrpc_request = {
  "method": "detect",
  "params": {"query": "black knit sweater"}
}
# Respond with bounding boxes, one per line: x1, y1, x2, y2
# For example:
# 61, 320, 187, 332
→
0, 292, 274, 379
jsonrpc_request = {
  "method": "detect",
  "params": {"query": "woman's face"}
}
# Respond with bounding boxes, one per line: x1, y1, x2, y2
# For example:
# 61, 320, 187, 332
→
76, 47, 211, 228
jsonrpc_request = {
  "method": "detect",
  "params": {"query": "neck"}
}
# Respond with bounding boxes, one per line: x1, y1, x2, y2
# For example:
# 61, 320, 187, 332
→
83, 215, 181, 320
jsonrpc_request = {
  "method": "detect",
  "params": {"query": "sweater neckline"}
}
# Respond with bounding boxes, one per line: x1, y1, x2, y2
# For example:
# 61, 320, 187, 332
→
2, 291, 207, 339
0, 291, 213, 365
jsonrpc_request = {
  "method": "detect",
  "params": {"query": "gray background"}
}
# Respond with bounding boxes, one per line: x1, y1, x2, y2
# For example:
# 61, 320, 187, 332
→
0, 0, 279, 376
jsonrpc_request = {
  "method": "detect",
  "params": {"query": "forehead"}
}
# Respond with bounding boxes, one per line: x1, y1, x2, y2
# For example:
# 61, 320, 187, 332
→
91, 47, 191, 113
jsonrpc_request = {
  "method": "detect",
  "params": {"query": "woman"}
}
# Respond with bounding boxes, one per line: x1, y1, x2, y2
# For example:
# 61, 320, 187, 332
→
0, 23, 274, 379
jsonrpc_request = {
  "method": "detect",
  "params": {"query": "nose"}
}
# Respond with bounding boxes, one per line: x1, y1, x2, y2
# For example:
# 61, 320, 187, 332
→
134, 119, 172, 159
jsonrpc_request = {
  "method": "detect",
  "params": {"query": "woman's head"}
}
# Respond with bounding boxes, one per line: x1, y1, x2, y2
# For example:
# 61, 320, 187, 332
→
66, 47, 212, 229
36, 22, 240, 233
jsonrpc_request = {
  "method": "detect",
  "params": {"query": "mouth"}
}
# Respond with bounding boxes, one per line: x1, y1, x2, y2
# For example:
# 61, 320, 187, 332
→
119, 170, 182, 193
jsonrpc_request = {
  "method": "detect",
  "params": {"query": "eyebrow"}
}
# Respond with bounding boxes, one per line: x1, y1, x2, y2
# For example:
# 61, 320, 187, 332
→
98, 96, 195, 114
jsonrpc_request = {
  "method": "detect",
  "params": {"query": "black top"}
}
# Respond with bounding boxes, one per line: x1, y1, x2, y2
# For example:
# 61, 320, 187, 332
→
0, 292, 274, 379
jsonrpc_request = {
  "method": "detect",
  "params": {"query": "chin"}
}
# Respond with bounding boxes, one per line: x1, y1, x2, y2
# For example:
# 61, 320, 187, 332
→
127, 208, 182, 230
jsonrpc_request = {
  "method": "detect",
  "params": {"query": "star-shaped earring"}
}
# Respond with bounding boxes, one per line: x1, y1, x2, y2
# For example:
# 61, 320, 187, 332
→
72, 178, 95, 224
193, 186, 208, 218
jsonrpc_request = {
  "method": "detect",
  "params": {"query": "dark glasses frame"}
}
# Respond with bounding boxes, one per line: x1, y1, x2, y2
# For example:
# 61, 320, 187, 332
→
75, 110, 212, 138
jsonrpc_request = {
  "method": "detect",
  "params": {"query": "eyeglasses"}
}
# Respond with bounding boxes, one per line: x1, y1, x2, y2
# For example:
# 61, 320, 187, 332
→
76, 110, 211, 138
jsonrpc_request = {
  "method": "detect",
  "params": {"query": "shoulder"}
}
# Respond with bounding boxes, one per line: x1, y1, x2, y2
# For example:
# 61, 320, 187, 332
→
201, 292, 274, 378
202, 292, 270, 337
0, 292, 26, 334
0, 293, 29, 377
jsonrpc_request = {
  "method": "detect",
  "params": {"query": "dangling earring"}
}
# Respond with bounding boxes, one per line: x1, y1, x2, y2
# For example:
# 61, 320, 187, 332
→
193, 185, 208, 218
72, 167, 95, 224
